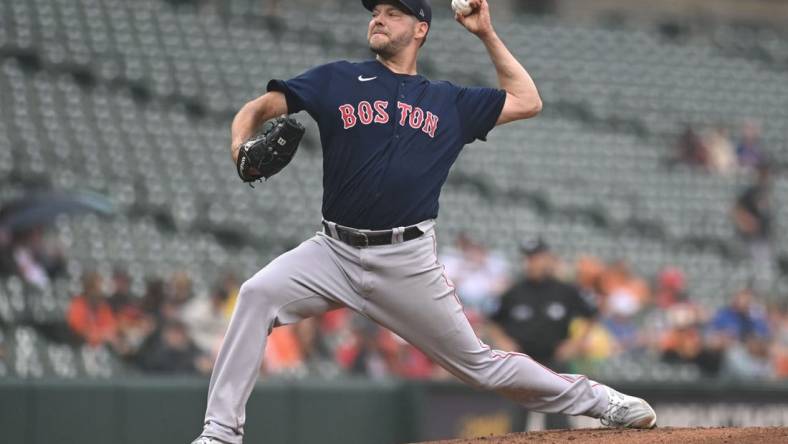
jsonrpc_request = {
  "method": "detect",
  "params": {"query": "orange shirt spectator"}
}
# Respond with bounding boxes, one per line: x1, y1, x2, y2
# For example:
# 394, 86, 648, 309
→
67, 272, 118, 347
263, 325, 304, 374
68, 296, 118, 346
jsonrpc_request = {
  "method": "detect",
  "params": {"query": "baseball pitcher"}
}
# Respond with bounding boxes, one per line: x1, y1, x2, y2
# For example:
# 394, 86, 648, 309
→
193, 1, 656, 443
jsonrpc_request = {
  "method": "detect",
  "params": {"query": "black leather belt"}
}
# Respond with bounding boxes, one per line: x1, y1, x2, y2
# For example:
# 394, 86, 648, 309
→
322, 221, 424, 248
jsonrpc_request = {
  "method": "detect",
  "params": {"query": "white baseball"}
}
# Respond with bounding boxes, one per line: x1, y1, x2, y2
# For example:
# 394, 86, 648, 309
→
451, 0, 473, 16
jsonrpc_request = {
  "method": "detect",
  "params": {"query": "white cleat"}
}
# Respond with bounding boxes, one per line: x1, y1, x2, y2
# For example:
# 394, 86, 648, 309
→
600, 386, 657, 429
190, 437, 230, 444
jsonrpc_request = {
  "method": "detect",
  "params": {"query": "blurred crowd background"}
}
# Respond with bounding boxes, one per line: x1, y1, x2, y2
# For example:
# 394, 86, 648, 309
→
1, 0, 788, 388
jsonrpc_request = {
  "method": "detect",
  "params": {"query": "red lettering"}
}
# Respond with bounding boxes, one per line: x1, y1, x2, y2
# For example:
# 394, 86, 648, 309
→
339, 104, 357, 129
373, 100, 389, 124
409, 107, 424, 129
358, 101, 373, 125
422, 112, 439, 138
397, 102, 412, 126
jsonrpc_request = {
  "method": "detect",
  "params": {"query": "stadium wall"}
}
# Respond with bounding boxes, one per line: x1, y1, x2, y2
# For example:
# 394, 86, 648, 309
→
3, 379, 788, 443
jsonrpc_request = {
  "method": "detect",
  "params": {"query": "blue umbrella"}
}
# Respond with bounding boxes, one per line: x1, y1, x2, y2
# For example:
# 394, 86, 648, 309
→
0, 191, 115, 232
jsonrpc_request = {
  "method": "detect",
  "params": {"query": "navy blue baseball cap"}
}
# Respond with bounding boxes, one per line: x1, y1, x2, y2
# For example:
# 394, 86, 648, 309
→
362, 0, 432, 25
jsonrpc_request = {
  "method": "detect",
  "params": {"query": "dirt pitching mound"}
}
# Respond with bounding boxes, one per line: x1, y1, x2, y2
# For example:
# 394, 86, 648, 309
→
422, 427, 788, 444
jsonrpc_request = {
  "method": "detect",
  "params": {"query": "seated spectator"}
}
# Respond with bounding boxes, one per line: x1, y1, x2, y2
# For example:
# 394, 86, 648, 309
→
440, 233, 510, 316
601, 289, 643, 353
11, 227, 65, 290
702, 125, 735, 174
262, 317, 336, 377
181, 277, 235, 357
598, 260, 650, 309
659, 303, 722, 376
722, 333, 774, 380
108, 268, 135, 312
293, 316, 336, 374
140, 278, 167, 319
707, 288, 770, 345
216, 272, 240, 319
378, 329, 440, 380
169, 271, 195, 308
674, 125, 707, 168
336, 315, 390, 379
575, 255, 605, 302
108, 268, 154, 360
137, 320, 210, 374
263, 324, 307, 376
736, 120, 764, 169
67, 271, 118, 347
731, 164, 774, 289
654, 267, 686, 309
565, 317, 616, 363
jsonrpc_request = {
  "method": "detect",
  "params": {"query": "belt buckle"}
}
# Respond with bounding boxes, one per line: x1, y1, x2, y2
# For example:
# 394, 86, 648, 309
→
353, 231, 369, 247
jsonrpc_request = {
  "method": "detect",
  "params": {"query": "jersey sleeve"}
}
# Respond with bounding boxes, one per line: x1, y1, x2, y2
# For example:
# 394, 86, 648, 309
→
267, 62, 336, 116
455, 86, 507, 144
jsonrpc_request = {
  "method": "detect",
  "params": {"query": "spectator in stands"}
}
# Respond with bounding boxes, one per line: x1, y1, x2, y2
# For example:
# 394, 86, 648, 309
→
181, 275, 236, 358
723, 333, 774, 380
706, 288, 773, 380
137, 320, 211, 374
702, 126, 736, 174
132, 278, 178, 366
601, 288, 644, 353
736, 120, 765, 169
654, 266, 686, 309
262, 324, 305, 376
598, 260, 650, 312
673, 125, 707, 168
108, 268, 134, 312
262, 316, 334, 377
216, 272, 241, 319
296, 318, 337, 373
575, 255, 606, 302
108, 268, 155, 360
379, 328, 442, 380
169, 271, 195, 308
440, 233, 510, 316
336, 314, 390, 379
487, 238, 597, 430
707, 288, 770, 346
732, 164, 775, 288
659, 301, 722, 377
67, 271, 118, 347
140, 278, 167, 319
10, 227, 65, 290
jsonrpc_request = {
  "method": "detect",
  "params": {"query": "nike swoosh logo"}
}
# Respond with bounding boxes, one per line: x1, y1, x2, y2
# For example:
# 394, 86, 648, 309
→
358, 75, 378, 82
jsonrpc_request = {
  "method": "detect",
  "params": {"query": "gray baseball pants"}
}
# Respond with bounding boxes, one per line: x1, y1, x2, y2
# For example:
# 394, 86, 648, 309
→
201, 220, 609, 443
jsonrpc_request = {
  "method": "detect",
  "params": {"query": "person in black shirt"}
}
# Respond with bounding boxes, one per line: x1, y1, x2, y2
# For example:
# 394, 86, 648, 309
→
732, 163, 774, 289
488, 238, 598, 430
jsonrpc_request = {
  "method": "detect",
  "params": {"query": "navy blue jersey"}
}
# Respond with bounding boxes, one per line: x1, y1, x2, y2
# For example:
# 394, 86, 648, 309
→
267, 60, 506, 230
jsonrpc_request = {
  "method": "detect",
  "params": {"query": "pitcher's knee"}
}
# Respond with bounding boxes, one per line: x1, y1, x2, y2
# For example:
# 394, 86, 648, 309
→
236, 278, 281, 315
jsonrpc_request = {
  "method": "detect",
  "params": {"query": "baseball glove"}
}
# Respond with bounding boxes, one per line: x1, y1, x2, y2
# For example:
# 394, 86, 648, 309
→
236, 115, 305, 184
